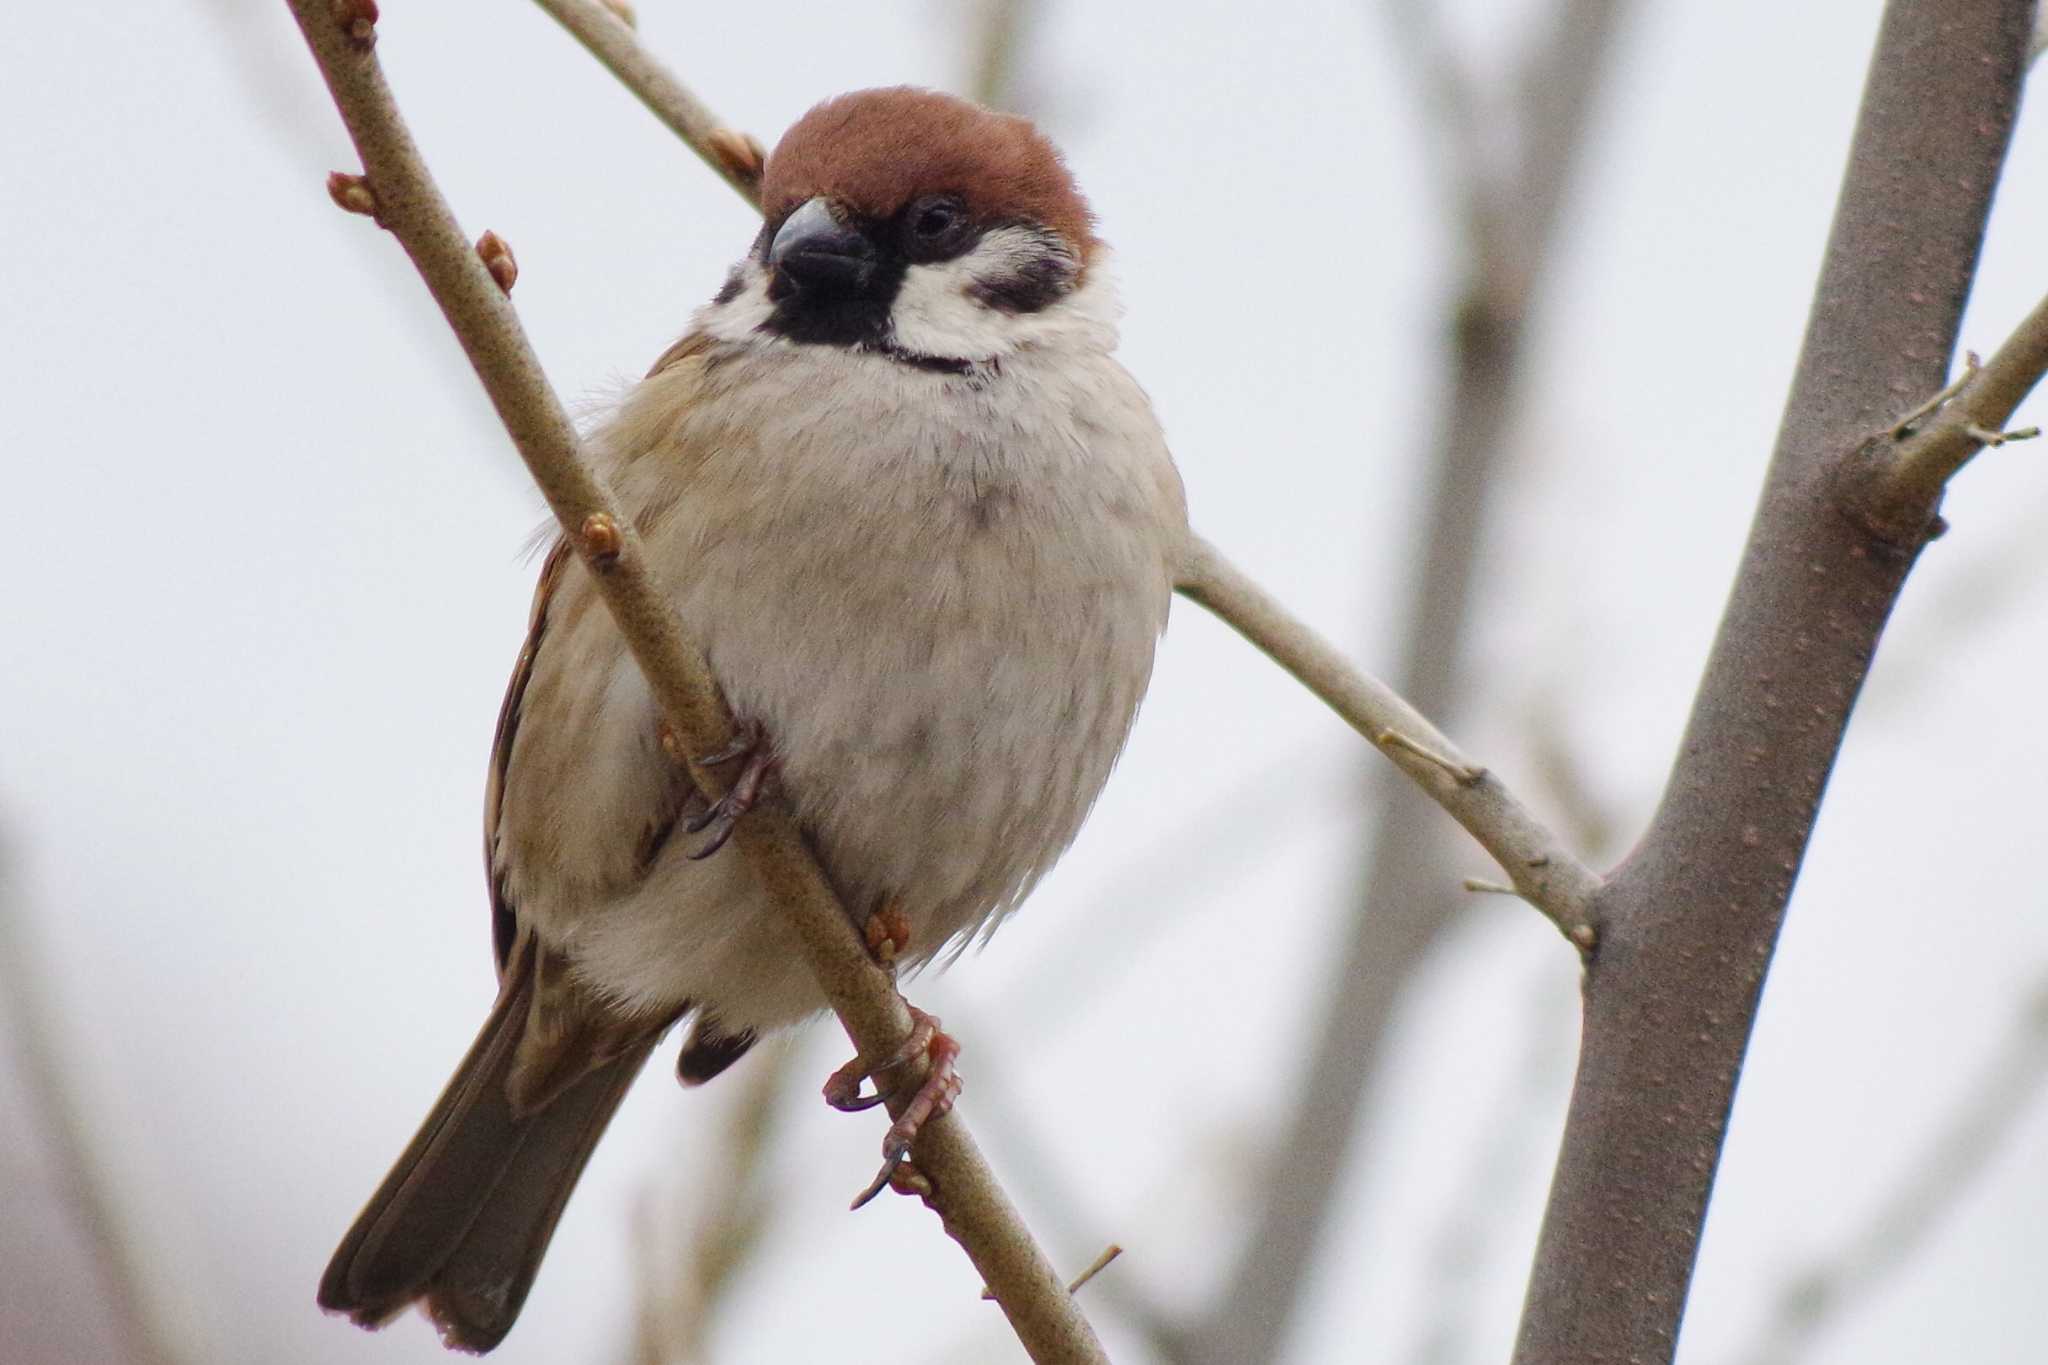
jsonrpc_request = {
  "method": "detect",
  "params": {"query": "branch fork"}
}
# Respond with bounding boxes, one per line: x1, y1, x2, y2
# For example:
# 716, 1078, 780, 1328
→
1842, 290, 2048, 545
524, 0, 1604, 957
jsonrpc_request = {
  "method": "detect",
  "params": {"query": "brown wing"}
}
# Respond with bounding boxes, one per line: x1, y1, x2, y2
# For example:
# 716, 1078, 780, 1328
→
323, 334, 755, 1351
482, 537, 685, 1107
481, 332, 754, 1091
484, 536, 574, 974
643, 327, 718, 379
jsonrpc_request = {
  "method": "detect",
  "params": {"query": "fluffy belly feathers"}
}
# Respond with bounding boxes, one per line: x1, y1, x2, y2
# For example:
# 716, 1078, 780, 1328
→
495, 343, 1182, 1034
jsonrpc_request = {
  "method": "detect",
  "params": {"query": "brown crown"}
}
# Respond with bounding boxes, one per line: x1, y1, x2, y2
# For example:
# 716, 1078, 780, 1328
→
760, 88, 1097, 262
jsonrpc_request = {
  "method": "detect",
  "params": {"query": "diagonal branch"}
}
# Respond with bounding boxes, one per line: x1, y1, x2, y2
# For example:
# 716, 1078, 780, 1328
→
1175, 537, 1601, 943
513, 3, 1595, 957
529, 0, 764, 207
282, 5, 1103, 1360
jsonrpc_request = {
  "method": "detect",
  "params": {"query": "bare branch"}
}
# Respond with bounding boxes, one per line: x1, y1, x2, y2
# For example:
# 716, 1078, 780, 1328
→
983, 1245, 1121, 1301
1382, 0, 1501, 270
964, 0, 1036, 110
1729, 976, 2048, 1365
1842, 290, 2048, 542
528, 0, 764, 206
523, 0, 1618, 954
1176, 538, 1600, 946
1516, 2, 2039, 1359
1169, 4, 1634, 1357
281, 6, 1103, 1358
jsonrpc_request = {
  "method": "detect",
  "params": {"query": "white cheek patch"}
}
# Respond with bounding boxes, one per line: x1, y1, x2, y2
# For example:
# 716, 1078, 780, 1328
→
888, 226, 1072, 362
692, 261, 779, 344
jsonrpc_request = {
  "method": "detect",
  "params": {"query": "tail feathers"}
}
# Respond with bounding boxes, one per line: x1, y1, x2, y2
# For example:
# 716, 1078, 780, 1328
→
318, 945, 657, 1352
676, 1023, 755, 1086
413, 1042, 654, 1352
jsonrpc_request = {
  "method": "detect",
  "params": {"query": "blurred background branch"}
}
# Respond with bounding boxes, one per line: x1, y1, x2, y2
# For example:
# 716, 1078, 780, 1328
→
1164, 2, 1633, 1360
1729, 973, 2048, 1365
1517, 2, 2040, 1357
8, 4, 2044, 1363
626, 1049, 791, 1365
0, 841, 180, 1365
964, 0, 1037, 111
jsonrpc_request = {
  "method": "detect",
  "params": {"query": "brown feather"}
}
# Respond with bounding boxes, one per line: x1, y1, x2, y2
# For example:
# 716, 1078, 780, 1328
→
316, 938, 662, 1350
483, 539, 573, 972
323, 531, 691, 1350
762, 87, 1097, 266
644, 327, 718, 379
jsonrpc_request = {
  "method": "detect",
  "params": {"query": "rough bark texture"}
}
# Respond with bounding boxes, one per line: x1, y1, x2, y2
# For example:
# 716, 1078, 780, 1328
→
1513, 2, 2036, 1360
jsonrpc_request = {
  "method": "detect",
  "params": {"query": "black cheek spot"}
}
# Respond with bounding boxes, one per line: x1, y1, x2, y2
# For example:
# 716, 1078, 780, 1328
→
712, 268, 746, 306
969, 254, 1074, 315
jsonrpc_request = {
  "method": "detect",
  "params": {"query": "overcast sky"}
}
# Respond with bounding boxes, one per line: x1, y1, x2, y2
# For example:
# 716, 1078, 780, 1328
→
4, 2, 2048, 1363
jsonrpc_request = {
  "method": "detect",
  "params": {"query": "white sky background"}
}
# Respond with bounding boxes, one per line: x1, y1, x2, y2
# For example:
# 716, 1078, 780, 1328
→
4, 1, 2048, 1362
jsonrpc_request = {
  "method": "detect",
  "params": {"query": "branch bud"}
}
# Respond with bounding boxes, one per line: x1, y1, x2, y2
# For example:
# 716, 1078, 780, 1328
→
330, 0, 379, 45
579, 512, 623, 567
598, 0, 637, 27
706, 128, 767, 188
476, 230, 519, 294
325, 171, 379, 218
657, 721, 686, 764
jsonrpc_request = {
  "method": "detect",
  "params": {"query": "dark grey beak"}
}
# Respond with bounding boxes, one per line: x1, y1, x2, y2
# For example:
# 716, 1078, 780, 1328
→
769, 198, 879, 297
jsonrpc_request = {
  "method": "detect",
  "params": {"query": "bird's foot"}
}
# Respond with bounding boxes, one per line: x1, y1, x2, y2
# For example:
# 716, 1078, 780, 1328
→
822, 1006, 963, 1209
684, 719, 778, 859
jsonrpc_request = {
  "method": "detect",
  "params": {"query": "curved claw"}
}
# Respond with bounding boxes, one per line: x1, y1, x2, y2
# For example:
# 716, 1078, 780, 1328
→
684, 726, 778, 859
850, 1141, 914, 1210
827, 1008, 962, 1210
822, 1013, 933, 1112
695, 726, 760, 768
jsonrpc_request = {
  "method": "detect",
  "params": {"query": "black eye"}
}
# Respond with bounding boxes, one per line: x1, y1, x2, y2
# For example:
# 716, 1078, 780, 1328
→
903, 196, 971, 259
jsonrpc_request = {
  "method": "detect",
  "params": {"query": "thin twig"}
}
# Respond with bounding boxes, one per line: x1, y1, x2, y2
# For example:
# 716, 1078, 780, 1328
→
282, 7, 1103, 1360
1170, 6, 1633, 1357
1848, 290, 2048, 539
528, 0, 764, 207
516, 0, 1599, 966
1175, 535, 1602, 946
983, 1244, 1122, 1300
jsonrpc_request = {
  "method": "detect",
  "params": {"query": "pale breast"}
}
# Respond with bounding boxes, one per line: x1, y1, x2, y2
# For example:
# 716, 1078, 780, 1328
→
501, 338, 1184, 1031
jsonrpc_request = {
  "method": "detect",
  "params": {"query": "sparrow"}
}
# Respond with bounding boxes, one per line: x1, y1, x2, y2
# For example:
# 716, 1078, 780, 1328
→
318, 86, 1187, 1352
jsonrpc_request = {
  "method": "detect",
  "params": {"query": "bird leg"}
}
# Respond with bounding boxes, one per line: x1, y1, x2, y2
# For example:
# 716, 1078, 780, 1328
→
684, 719, 778, 859
822, 1006, 963, 1209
